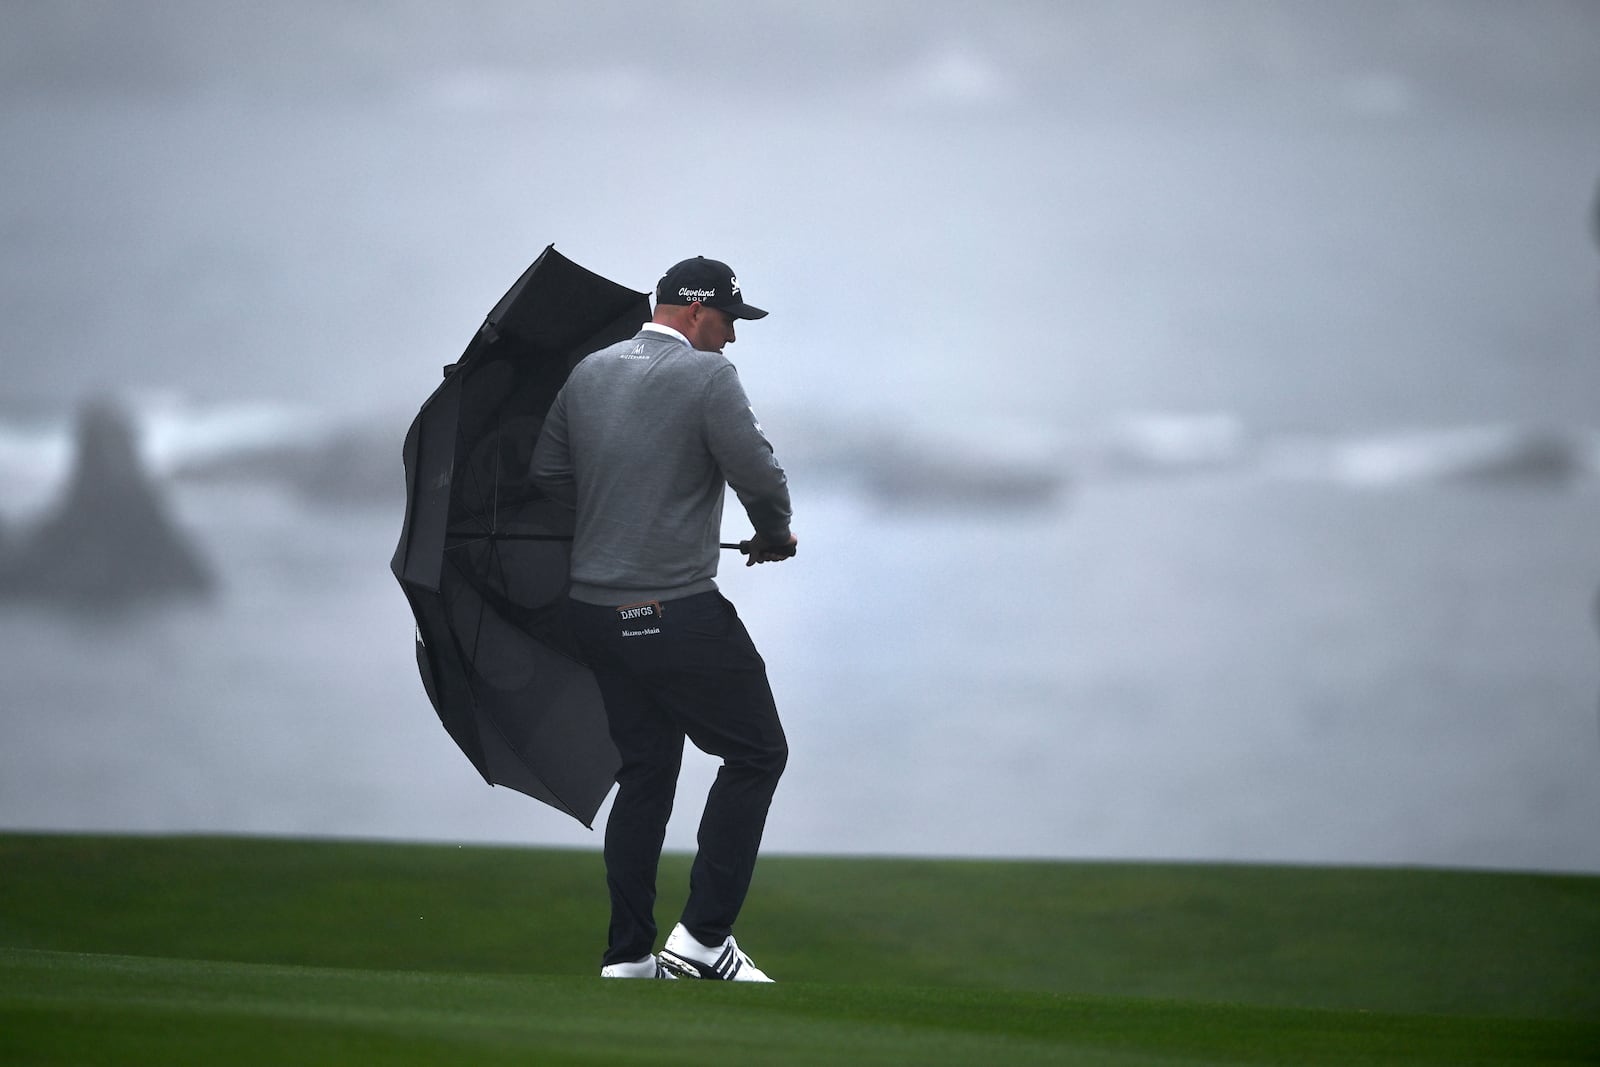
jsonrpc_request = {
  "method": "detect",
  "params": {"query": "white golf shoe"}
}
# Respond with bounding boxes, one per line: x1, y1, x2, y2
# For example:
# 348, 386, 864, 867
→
600, 954, 678, 979
658, 923, 774, 982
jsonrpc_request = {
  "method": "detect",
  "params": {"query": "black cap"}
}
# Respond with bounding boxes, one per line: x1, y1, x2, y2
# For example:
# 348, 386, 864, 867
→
655, 257, 768, 319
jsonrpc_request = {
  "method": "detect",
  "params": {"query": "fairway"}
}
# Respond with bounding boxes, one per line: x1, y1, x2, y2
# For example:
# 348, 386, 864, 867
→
2, 835, 1596, 1065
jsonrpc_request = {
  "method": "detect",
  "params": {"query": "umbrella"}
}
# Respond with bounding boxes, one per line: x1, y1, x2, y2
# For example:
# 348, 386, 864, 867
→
390, 245, 650, 827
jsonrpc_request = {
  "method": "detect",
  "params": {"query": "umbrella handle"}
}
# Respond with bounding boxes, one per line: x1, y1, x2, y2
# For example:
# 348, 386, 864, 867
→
726, 539, 797, 559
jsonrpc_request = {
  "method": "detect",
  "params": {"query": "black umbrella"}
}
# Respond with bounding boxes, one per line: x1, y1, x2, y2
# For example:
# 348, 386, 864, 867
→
390, 245, 650, 827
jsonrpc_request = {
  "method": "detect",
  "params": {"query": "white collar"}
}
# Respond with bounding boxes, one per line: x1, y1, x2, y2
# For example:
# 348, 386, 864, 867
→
640, 322, 691, 347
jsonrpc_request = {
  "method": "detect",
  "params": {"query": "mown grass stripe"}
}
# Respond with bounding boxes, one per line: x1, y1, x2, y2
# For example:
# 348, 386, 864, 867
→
4, 949, 1596, 1067
2, 835, 1597, 1064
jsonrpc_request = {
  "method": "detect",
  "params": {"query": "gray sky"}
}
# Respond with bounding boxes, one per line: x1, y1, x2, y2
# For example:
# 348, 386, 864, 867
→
3, 1, 1598, 430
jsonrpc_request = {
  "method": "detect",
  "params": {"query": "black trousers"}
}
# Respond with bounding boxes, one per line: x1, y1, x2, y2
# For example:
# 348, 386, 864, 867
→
568, 591, 788, 966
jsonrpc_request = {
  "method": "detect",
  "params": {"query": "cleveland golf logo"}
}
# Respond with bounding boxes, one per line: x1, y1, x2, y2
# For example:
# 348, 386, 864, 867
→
678, 287, 717, 301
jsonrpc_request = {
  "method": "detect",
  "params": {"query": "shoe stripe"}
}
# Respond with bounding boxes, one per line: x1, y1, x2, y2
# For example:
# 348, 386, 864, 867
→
663, 940, 758, 981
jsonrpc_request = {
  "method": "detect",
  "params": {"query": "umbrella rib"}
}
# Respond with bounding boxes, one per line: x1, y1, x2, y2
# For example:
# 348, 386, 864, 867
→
446, 532, 571, 549
462, 415, 502, 773
491, 415, 503, 535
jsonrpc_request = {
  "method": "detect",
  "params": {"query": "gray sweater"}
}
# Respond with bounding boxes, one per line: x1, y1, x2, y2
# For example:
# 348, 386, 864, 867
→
530, 325, 792, 604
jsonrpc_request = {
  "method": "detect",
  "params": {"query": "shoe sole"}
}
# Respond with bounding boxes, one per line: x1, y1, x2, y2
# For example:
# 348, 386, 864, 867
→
601, 956, 678, 979
659, 945, 749, 981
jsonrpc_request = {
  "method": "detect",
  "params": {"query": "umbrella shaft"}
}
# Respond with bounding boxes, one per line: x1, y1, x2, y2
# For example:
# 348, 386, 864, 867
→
448, 531, 742, 550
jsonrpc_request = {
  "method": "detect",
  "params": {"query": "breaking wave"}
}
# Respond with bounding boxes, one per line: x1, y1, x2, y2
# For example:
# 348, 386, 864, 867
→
1086, 412, 1600, 489
1, 401, 1597, 523
0, 398, 358, 520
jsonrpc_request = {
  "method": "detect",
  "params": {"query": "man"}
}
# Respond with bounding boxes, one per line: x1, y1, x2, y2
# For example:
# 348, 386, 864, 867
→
531, 256, 797, 982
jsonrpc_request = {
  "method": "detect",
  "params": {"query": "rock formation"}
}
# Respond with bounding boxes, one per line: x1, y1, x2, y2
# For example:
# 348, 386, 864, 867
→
0, 400, 213, 607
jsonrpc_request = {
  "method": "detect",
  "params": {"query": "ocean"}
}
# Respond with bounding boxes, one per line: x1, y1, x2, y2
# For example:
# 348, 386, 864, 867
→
2, 3, 1598, 872
0, 407, 1597, 873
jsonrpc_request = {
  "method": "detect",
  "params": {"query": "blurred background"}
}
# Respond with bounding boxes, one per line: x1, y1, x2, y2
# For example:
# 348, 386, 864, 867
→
1, 0, 1598, 872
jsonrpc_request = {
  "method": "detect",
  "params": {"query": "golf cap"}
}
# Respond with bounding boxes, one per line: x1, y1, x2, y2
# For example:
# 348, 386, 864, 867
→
655, 257, 768, 320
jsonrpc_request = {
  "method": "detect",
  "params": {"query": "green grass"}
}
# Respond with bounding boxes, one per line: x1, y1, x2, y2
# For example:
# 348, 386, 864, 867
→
2, 834, 1597, 1065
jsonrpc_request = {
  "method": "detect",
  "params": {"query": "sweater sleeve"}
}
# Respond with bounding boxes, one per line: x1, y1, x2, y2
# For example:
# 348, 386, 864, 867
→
529, 389, 577, 509
703, 364, 792, 540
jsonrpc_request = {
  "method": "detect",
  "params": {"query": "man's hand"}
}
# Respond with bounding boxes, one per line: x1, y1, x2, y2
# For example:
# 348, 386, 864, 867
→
740, 532, 798, 566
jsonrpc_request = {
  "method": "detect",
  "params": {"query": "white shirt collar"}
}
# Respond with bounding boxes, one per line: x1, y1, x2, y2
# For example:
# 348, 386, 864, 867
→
640, 322, 691, 347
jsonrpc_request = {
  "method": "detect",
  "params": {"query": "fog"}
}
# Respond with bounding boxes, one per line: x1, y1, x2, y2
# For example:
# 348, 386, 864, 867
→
2, 1, 1598, 872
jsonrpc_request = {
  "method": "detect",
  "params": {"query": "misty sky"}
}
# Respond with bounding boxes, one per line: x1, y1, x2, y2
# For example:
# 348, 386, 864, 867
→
3, 1, 1599, 432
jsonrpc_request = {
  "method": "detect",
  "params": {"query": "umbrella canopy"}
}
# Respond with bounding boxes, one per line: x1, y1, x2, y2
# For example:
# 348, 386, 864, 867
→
391, 245, 650, 827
